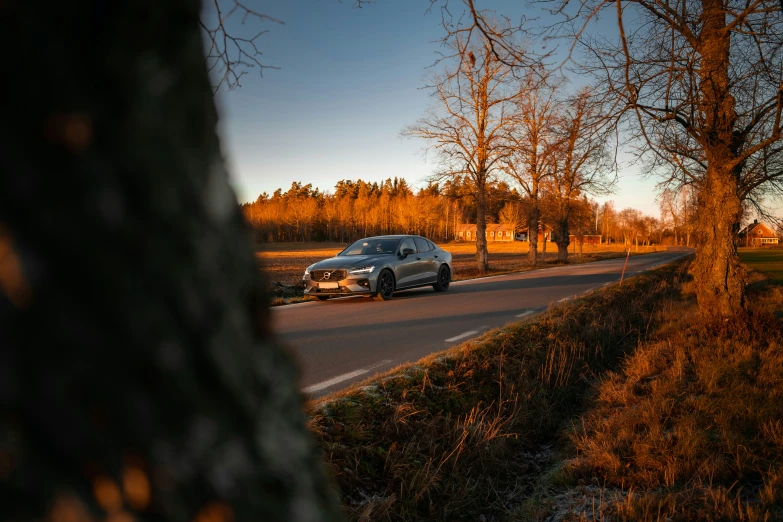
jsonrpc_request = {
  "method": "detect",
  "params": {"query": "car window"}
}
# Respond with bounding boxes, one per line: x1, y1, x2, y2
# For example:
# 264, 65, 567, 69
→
426, 240, 436, 251
399, 238, 417, 254
414, 237, 431, 252
340, 238, 400, 256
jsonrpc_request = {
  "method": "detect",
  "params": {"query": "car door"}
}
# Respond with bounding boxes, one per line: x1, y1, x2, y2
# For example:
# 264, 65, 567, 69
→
394, 237, 421, 288
414, 237, 439, 283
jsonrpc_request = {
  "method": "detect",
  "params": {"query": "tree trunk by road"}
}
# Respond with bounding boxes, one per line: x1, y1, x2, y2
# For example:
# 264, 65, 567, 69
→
475, 188, 489, 272
527, 201, 541, 267
555, 217, 570, 262
0, 1, 339, 521
404, 36, 516, 276
692, 167, 746, 316
689, 0, 746, 315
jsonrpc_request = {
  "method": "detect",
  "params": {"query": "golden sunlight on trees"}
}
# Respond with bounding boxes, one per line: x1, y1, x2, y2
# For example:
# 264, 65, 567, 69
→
546, 88, 615, 262
571, 0, 783, 315
240, 176, 668, 249
403, 23, 521, 274
460, 0, 783, 316
502, 68, 562, 266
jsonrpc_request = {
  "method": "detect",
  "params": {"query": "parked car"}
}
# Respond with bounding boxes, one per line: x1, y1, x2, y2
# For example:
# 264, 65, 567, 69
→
302, 235, 453, 301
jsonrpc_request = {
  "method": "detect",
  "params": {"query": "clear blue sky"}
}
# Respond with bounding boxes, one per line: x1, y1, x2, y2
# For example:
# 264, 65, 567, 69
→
210, 0, 778, 221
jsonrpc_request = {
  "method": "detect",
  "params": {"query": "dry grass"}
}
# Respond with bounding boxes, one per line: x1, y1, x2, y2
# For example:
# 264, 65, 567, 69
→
562, 275, 783, 520
306, 262, 688, 521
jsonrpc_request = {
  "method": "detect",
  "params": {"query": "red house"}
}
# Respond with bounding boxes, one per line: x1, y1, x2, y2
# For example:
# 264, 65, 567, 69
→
515, 225, 553, 243
569, 234, 603, 246
456, 223, 516, 242
739, 220, 779, 247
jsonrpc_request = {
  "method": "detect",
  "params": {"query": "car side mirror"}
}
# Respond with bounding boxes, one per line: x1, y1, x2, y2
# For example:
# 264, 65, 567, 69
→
401, 247, 414, 257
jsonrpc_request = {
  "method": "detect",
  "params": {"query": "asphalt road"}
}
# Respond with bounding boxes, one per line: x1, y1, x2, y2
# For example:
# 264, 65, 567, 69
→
272, 248, 694, 395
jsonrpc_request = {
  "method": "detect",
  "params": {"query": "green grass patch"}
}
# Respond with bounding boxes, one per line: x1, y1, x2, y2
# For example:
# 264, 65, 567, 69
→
307, 263, 690, 521
739, 247, 783, 284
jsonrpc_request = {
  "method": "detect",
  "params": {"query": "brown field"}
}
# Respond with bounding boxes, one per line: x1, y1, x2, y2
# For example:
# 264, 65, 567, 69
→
256, 240, 665, 288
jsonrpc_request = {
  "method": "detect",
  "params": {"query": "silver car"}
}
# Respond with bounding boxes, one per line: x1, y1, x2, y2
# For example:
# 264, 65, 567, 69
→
302, 235, 453, 301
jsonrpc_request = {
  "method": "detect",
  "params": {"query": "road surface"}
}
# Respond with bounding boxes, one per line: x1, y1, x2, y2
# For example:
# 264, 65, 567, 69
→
272, 248, 693, 395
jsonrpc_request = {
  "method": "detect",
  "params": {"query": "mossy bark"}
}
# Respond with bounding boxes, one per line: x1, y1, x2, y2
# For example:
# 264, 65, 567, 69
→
0, 1, 339, 521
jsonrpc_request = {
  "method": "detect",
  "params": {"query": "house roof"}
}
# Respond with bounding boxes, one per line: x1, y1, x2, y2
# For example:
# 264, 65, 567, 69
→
740, 221, 776, 237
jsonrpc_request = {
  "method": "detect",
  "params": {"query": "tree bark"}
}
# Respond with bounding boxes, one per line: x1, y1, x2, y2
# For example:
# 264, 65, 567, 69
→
0, 1, 339, 521
690, 0, 746, 316
692, 166, 746, 316
475, 188, 489, 273
527, 206, 540, 266
555, 218, 570, 263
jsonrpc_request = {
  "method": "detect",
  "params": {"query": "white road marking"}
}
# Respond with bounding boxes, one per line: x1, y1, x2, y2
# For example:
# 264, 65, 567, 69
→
451, 264, 575, 285
515, 310, 534, 318
557, 297, 571, 303
445, 330, 480, 343
303, 359, 393, 394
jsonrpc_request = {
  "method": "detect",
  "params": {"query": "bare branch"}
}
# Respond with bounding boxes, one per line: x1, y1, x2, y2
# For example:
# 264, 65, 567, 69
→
201, 0, 284, 92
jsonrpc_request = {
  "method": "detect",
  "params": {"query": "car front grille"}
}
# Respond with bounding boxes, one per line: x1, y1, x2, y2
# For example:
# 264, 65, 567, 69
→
311, 269, 347, 282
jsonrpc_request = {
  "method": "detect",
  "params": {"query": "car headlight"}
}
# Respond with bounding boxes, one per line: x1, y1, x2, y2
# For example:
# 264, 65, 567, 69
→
349, 266, 375, 275
304, 264, 315, 278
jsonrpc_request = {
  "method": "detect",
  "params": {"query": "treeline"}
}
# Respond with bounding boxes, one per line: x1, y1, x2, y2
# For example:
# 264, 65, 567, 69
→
241, 177, 688, 246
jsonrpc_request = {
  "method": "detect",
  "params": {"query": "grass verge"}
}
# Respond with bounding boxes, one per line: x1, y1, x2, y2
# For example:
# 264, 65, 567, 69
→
542, 259, 783, 520
307, 262, 690, 521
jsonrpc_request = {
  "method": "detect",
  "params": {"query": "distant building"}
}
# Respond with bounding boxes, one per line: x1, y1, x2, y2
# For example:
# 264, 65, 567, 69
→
456, 223, 515, 242
569, 234, 603, 246
515, 225, 552, 243
739, 220, 779, 247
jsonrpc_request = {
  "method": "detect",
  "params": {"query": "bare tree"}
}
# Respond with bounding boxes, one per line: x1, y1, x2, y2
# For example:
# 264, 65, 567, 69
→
571, 0, 783, 315
200, 0, 284, 91
459, 0, 783, 315
546, 88, 614, 262
502, 68, 562, 265
404, 31, 519, 273
498, 200, 527, 233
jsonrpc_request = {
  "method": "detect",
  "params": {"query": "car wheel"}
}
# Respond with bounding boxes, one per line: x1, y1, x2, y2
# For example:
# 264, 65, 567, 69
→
374, 269, 395, 301
316, 295, 330, 301
433, 265, 451, 292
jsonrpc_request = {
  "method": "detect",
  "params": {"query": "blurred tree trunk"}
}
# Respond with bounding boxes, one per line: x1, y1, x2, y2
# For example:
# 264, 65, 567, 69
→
0, 1, 339, 521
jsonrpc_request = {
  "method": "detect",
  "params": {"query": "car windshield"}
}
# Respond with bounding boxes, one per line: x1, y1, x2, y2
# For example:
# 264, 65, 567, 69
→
339, 238, 401, 256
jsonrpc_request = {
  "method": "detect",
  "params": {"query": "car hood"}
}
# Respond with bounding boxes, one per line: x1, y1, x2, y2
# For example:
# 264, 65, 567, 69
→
312, 254, 392, 269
